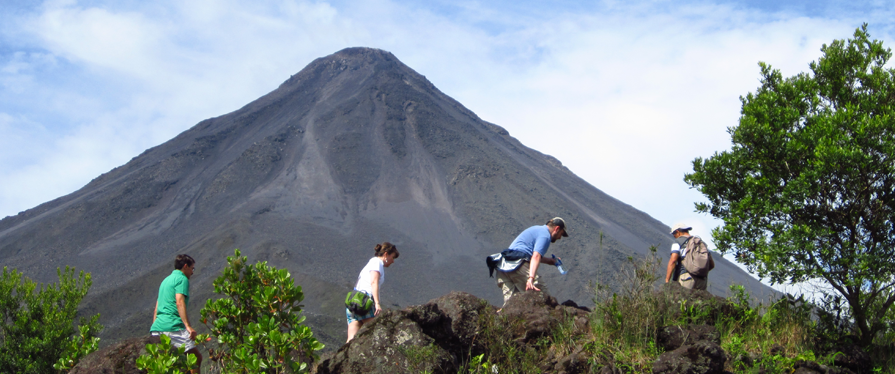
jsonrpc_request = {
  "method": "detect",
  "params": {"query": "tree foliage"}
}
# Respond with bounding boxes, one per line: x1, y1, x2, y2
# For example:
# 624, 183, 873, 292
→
199, 249, 324, 373
686, 24, 895, 346
0, 266, 102, 373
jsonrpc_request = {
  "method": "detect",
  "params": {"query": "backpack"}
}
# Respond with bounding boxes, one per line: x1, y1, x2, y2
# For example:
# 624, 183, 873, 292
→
681, 236, 712, 277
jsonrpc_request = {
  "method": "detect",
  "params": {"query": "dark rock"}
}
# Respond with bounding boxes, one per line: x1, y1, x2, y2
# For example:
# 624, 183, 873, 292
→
315, 309, 455, 374
561, 299, 592, 313
500, 291, 561, 343
554, 347, 587, 374
70, 336, 159, 374
652, 340, 726, 374
599, 364, 624, 374
828, 342, 871, 374
657, 324, 721, 352
793, 359, 857, 374
768, 344, 785, 357
406, 291, 490, 356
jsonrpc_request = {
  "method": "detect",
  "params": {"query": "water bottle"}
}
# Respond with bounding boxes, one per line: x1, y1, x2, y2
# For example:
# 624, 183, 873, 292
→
552, 254, 568, 275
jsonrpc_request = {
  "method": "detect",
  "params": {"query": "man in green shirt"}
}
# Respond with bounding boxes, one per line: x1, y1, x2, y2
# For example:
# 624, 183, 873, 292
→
150, 254, 201, 371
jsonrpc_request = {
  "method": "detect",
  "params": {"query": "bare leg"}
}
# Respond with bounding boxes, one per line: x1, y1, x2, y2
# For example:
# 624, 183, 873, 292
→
347, 320, 364, 342
346, 317, 376, 343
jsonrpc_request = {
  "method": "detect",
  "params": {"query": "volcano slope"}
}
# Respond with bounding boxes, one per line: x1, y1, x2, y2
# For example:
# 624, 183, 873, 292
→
0, 47, 772, 349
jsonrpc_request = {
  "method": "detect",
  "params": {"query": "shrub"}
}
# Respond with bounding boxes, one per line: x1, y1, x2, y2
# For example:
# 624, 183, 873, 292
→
53, 322, 102, 372
199, 249, 324, 373
0, 266, 102, 374
135, 334, 197, 374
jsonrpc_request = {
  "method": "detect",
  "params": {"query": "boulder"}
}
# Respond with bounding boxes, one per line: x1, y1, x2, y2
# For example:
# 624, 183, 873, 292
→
657, 324, 721, 352
500, 290, 561, 343
314, 309, 455, 374
406, 291, 491, 356
69, 336, 159, 374
314, 290, 577, 373
315, 292, 492, 374
652, 340, 726, 374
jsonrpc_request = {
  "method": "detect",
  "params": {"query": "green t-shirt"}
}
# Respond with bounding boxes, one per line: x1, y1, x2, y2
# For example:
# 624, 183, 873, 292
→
149, 270, 190, 332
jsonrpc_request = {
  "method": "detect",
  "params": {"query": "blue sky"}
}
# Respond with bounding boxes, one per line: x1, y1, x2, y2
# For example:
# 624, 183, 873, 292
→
1, 0, 892, 290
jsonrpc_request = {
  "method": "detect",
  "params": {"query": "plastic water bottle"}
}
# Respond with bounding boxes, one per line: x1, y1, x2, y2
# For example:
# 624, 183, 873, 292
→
552, 254, 568, 275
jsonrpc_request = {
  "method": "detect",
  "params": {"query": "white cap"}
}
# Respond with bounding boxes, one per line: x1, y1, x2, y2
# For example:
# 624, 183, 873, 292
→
669, 223, 692, 234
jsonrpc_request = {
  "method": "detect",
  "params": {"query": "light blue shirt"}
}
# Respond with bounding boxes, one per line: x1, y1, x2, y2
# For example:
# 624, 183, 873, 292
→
508, 225, 552, 257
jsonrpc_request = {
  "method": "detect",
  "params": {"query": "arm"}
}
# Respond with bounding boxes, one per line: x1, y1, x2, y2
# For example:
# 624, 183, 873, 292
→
175, 293, 196, 340
370, 271, 382, 316
152, 300, 158, 323
527, 252, 543, 291
665, 253, 680, 283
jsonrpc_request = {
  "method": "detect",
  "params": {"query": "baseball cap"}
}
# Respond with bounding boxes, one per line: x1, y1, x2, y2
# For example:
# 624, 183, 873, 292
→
550, 217, 570, 237
669, 223, 692, 234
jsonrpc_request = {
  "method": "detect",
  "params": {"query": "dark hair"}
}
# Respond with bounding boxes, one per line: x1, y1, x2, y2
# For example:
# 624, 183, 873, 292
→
175, 254, 195, 270
374, 242, 399, 259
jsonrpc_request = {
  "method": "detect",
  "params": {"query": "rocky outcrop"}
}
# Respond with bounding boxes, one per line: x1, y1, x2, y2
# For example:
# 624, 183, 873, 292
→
314, 291, 487, 374
314, 290, 590, 374
70, 336, 158, 374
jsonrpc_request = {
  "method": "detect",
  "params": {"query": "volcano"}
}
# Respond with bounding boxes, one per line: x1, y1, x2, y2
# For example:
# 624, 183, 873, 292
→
0, 48, 771, 348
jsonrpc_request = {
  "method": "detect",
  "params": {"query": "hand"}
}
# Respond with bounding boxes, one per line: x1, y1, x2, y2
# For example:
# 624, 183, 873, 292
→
374, 304, 382, 316
187, 327, 197, 341
525, 277, 541, 292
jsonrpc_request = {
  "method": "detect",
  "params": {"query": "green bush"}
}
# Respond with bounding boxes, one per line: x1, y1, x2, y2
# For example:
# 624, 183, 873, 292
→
53, 322, 102, 372
0, 266, 102, 374
135, 334, 197, 374
199, 249, 324, 373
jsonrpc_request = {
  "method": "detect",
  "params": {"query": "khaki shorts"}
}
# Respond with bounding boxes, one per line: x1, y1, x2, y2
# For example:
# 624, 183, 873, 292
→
151, 329, 197, 352
495, 261, 549, 306
679, 273, 708, 290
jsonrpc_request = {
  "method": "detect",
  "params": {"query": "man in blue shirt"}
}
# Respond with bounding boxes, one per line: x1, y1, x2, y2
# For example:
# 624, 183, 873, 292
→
495, 217, 569, 306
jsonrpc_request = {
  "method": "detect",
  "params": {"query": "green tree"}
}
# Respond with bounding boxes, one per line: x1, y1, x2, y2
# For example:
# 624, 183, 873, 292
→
198, 249, 324, 373
686, 24, 895, 346
0, 266, 103, 373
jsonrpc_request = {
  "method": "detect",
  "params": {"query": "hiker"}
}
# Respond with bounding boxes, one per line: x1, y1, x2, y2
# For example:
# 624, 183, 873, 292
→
487, 217, 569, 307
664, 223, 715, 290
346, 242, 399, 342
150, 254, 202, 372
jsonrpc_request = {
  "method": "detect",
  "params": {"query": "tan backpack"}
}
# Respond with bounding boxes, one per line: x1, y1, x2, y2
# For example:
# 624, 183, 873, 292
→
681, 236, 712, 277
